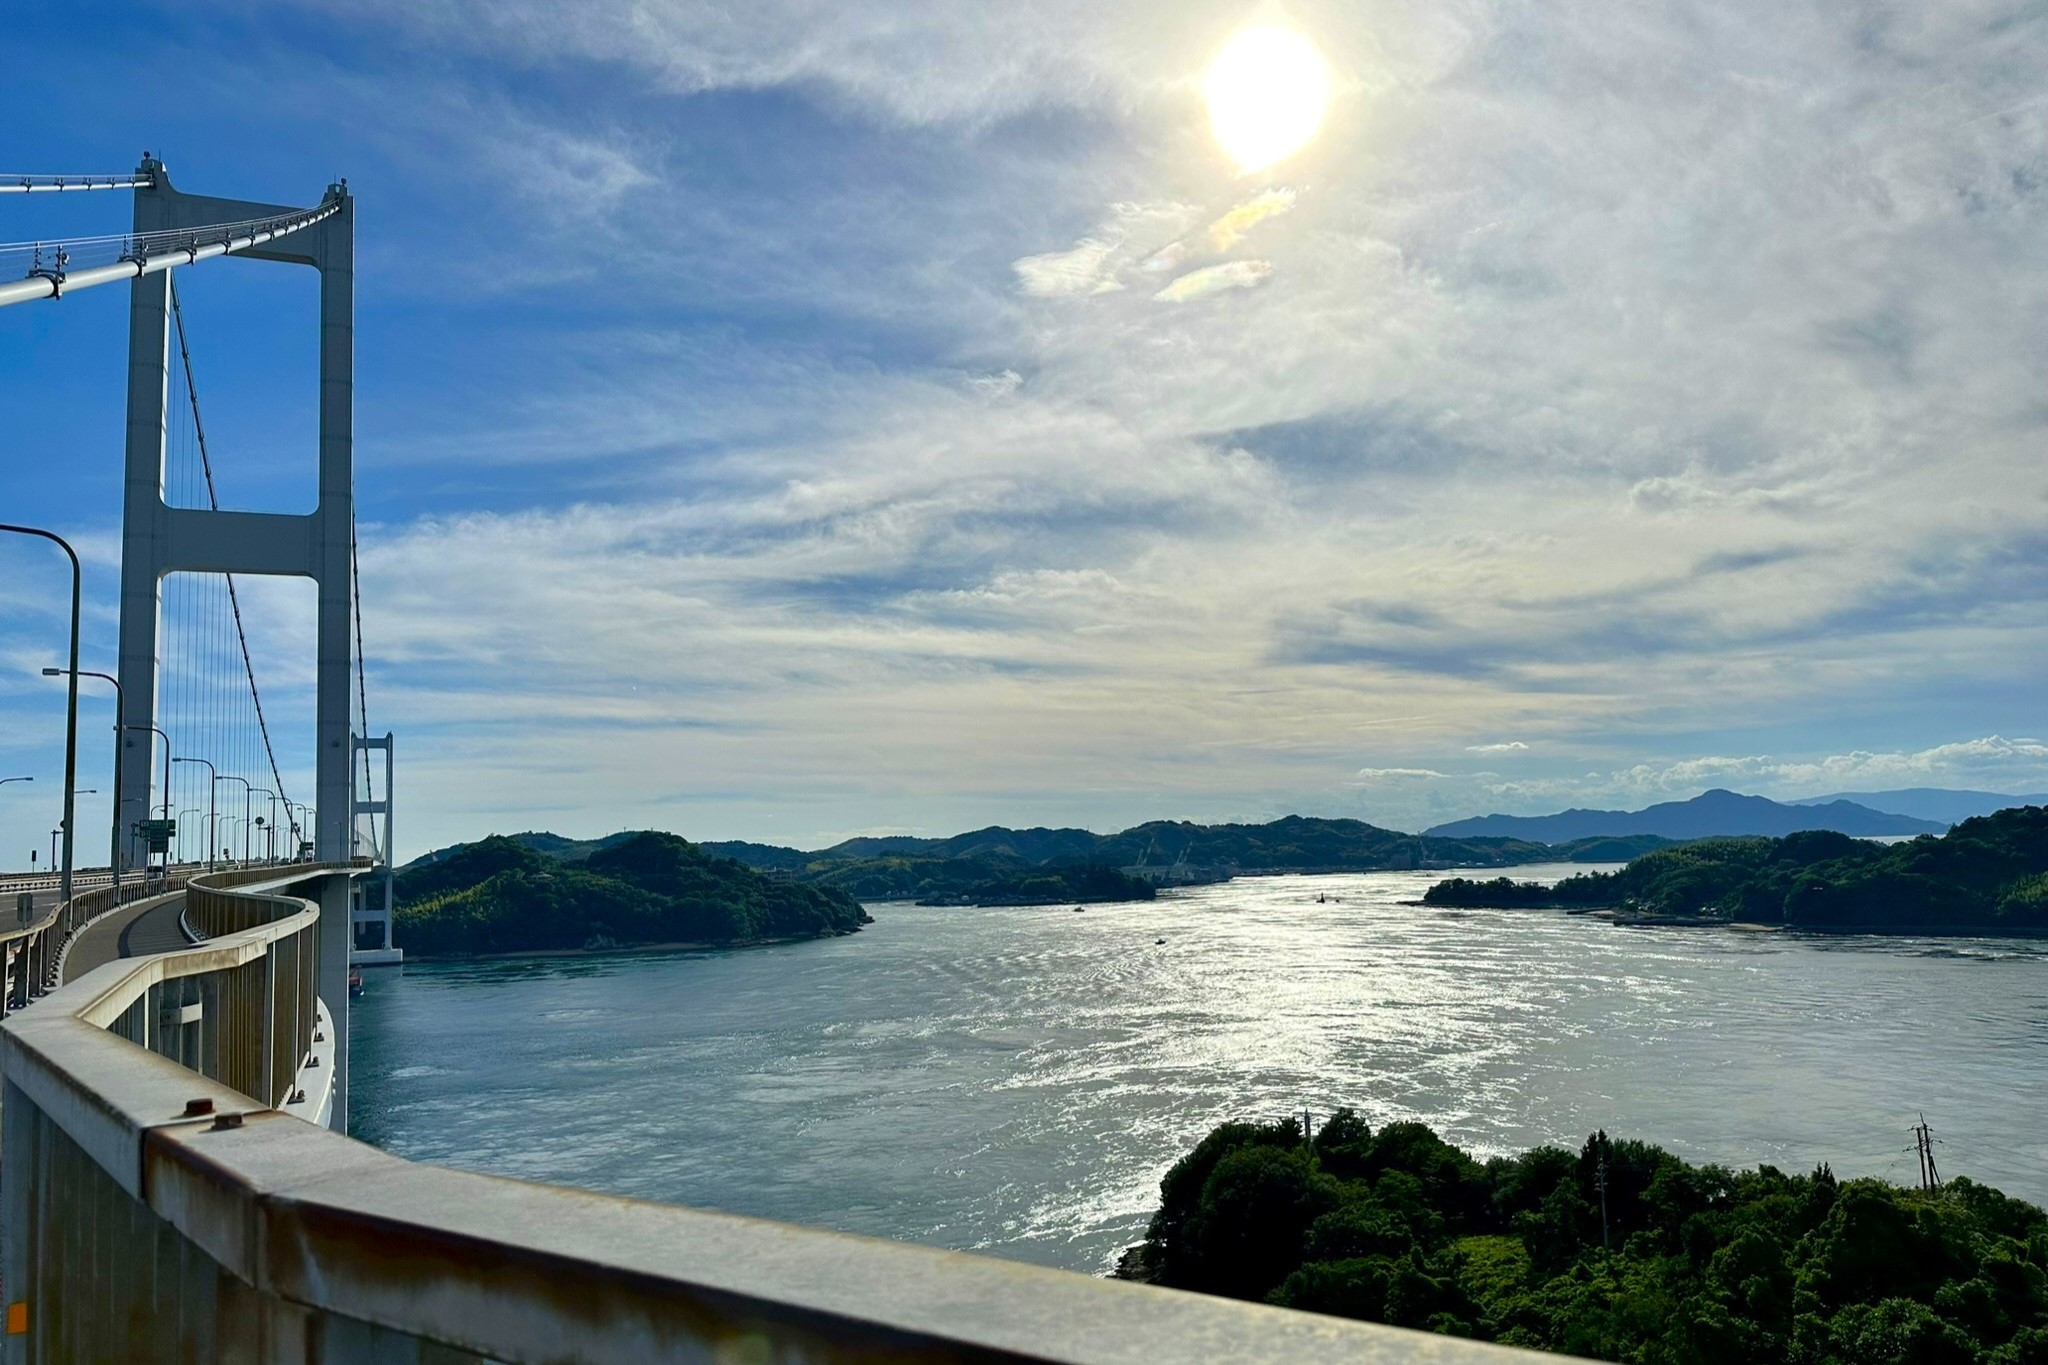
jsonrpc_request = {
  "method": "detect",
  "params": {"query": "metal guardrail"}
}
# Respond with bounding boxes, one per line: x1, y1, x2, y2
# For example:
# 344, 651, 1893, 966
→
0, 866, 1580, 1365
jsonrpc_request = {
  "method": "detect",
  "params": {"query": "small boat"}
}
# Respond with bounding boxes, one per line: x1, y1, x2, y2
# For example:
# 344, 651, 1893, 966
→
1073, 906, 1085, 912
1155, 937, 1167, 945
347, 971, 364, 998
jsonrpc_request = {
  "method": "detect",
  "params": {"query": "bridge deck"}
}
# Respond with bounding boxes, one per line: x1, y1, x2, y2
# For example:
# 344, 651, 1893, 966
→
59, 893, 188, 984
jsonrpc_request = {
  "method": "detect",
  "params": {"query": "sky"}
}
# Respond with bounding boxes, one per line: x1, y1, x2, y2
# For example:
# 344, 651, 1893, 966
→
1, 0, 2045, 863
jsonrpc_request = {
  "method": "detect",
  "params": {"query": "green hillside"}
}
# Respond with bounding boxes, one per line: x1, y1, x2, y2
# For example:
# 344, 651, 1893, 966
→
395, 832, 869, 956
1424, 806, 2048, 932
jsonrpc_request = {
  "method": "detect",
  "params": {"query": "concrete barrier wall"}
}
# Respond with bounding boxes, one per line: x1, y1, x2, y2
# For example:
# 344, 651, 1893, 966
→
0, 868, 1589, 1365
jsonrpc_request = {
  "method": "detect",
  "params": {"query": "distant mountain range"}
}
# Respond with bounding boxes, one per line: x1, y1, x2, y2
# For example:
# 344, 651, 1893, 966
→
1423, 788, 1944, 841
1788, 788, 2048, 826
401, 817, 1682, 904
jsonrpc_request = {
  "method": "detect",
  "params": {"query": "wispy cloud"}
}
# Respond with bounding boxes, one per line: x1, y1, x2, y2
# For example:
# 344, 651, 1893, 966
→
1206, 188, 1296, 250
1153, 260, 1274, 302
6, 0, 2045, 853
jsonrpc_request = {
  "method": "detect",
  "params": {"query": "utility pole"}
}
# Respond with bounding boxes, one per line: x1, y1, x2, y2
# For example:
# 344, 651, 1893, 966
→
1912, 1116, 1942, 1193
1594, 1140, 1611, 1252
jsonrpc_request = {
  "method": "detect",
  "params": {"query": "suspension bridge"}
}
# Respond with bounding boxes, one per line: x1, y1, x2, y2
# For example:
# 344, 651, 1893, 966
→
0, 158, 1535, 1365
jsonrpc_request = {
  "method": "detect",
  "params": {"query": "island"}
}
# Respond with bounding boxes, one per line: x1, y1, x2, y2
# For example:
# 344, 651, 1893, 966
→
392, 831, 870, 957
1422, 805, 2048, 934
397, 817, 1686, 932
912, 863, 1155, 906
1119, 1110, 2048, 1362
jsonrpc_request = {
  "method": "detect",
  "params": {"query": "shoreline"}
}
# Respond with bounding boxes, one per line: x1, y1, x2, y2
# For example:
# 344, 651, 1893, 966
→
400, 928, 859, 964
1415, 899, 2048, 940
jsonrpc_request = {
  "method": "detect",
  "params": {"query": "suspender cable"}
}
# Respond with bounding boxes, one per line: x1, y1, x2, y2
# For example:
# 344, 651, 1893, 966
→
168, 277, 293, 817
351, 510, 377, 860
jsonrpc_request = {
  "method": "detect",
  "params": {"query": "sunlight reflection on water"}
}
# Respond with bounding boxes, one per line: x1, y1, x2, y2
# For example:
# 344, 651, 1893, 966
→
350, 866, 2048, 1272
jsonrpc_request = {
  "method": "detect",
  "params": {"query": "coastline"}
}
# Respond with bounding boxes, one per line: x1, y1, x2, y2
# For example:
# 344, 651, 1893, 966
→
1415, 898, 2048, 939
400, 927, 861, 964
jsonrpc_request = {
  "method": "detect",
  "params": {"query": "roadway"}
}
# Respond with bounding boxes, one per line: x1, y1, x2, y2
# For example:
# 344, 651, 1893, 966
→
60, 893, 194, 984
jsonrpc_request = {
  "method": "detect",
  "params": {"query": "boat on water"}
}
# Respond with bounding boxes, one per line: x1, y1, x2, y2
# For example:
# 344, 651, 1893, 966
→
348, 971, 364, 998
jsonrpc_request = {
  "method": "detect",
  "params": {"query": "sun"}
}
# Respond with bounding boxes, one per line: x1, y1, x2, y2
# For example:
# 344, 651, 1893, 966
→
1205, 27, 1329, 174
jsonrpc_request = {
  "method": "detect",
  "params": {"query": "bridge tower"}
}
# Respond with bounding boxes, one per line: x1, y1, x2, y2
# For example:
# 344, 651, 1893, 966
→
113, 156, 360, 1126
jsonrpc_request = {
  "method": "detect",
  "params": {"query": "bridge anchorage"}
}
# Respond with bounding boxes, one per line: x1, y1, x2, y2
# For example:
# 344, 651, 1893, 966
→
0, 159, 1548, 1365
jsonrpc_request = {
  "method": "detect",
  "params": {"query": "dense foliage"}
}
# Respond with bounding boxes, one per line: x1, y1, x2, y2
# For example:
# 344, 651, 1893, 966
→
697, 819, 1676, 876
1422, 808, 2048, 931
1131, 1113, 2048, 1364
394, 832, 869, 955
405, 819, 1671, 915
914, 863, 1156, 905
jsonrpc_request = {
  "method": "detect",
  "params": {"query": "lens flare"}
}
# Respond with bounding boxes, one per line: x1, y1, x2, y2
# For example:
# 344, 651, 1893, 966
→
1205, 27, 1329, 174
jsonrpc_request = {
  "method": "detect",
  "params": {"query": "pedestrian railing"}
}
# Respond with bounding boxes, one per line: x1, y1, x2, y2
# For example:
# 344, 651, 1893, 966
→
0, 873, 184, 1015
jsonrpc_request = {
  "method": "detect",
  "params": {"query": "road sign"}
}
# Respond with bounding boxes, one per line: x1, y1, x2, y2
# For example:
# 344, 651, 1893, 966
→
134, 818, 177, 854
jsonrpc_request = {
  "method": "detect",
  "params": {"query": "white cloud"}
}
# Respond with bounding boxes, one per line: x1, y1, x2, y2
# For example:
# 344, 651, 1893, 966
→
1014, 238, 1124, 298
11, 0, 2036, 855
1205, 188, 1296, 250
1153, 259, 1274, 302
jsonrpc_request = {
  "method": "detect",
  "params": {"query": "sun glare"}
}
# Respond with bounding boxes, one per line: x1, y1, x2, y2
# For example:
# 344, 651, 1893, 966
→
1205, 27, 1329, 174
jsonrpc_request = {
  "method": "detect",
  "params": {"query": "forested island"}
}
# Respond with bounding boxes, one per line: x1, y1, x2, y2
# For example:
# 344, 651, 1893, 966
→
1423, 806, 2048, 934
1121, 1112, 2048, 1363
913, 863, 1155, 906
392, 832, 869, 956
404, 816, 1680, 910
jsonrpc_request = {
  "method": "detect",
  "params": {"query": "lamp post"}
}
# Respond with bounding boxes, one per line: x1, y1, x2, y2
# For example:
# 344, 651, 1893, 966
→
218, 776, 253, 865
121, 725, 174, 872
176, 809, 202, 866
122, 726, 174, 819
173, 758, 217, 871
45, 667, 123, 893
2, 525, 81, 904
254, 787, 278, 863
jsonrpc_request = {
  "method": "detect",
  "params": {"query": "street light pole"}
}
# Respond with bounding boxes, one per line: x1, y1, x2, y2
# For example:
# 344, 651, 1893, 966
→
218, 775, 253, 865
173, 758, 217, 872
2, 525, 81, 904
45, 668, 123, 893
122, 725, 174, 819
122, 725, 176, 872
254, 787, 277, 862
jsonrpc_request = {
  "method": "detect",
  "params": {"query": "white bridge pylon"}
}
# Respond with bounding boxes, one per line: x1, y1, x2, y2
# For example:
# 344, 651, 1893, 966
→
110, 156, 364, 1073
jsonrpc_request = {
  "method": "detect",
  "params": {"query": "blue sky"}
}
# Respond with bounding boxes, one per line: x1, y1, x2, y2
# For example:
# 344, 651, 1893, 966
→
2, 0, 2045, 862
